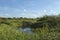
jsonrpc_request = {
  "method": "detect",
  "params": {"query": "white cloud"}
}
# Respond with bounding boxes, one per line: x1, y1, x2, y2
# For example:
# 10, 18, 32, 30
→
56, 2, 60, 5
31, 14, 38, 17
43, 10, 47, 12
50, 10, 54, 12
54, 1, 60, 6
5, 14, 9, 16
24, 9, 27, 11
18, 12, 39, 18
0, 6, 49, 18
21, 13, 27, 15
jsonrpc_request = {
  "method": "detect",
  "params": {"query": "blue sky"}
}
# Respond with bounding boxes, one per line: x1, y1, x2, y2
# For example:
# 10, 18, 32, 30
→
0, 0, 60, 18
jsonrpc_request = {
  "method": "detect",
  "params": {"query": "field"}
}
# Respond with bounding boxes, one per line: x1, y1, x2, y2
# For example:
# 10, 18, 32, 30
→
0, 15, 60, 40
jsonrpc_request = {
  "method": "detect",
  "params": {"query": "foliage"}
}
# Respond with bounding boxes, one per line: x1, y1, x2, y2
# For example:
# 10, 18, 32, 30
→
0, 15, 60, 40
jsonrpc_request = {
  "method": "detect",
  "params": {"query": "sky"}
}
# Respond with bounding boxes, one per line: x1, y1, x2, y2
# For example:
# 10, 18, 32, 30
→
0, 0, 60, 18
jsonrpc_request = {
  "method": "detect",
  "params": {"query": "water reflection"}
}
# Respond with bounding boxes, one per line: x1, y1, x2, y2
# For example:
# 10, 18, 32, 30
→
19, 27, 32, 33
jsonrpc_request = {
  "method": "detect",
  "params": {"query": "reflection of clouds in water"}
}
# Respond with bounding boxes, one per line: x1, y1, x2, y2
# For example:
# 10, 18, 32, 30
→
19, 28, 32, 33
24, 28, 31, 32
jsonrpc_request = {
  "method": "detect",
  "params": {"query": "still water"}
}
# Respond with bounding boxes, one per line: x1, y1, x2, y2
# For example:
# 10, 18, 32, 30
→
19, 27, 32, 33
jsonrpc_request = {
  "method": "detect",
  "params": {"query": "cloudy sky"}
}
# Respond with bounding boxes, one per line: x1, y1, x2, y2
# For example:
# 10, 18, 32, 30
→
0, 0, 60, 18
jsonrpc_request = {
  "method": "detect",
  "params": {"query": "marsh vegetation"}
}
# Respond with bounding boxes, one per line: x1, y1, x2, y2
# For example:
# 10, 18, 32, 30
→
0, 15, 60, 40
